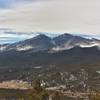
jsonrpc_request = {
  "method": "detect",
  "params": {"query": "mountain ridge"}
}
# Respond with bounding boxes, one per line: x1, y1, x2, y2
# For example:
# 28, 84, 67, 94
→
0, 33, 100, 52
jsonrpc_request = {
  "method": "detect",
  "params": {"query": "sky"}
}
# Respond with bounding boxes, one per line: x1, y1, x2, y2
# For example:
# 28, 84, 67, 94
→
0, 0, 100, 43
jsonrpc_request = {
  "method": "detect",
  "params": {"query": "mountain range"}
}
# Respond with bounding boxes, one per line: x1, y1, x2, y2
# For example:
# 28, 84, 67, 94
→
0, 33, 100, 52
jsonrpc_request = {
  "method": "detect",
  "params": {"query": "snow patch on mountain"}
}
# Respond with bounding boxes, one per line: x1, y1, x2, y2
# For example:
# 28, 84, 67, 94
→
0, 45, 9, 52
79, 43, 100, 48
52, 46, 73, 51
16, 45, 33, 51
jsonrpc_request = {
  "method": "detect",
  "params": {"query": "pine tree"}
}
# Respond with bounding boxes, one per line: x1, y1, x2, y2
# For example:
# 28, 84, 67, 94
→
28, 79, 49, 100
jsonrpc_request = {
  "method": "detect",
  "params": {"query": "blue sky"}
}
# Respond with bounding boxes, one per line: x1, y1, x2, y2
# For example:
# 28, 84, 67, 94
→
0, 0, 10, 8
0, 0, 100, 43
0, 0, 33, 8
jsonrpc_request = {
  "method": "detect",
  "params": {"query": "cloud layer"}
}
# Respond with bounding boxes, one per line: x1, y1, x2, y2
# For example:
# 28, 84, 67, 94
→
0, 0, 100, 33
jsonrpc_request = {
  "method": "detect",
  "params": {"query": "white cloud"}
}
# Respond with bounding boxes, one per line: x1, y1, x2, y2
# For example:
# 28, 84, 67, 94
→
0, 0, 100, 36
